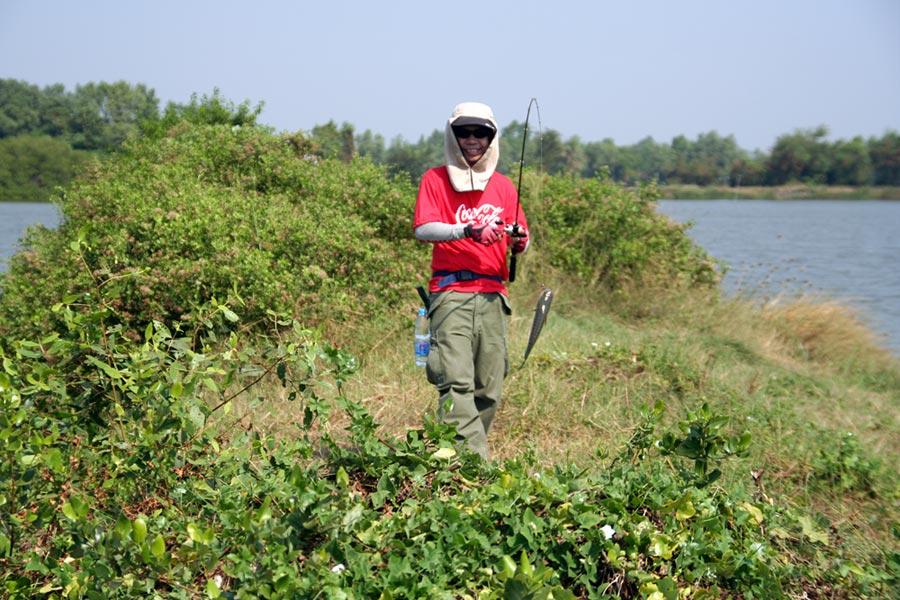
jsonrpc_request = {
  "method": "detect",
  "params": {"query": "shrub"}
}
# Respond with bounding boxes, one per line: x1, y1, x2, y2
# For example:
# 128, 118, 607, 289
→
0, 122, 724, 347
0, 122, 425, 344
530, 173, 720, 290
3, 299, 885, 598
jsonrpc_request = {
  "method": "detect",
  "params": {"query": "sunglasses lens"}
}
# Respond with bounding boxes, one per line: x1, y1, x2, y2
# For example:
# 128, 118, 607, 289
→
454, 126, 491, 139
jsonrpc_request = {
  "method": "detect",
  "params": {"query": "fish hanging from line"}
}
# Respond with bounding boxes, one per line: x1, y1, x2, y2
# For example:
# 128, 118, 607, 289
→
521, 286, 553, 369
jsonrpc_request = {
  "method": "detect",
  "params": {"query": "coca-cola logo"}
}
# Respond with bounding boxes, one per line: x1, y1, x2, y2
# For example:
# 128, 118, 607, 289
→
456, 204, 504, 226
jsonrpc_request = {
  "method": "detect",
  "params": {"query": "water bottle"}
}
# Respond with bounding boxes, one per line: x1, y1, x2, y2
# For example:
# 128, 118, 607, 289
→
414, 307, 430, 366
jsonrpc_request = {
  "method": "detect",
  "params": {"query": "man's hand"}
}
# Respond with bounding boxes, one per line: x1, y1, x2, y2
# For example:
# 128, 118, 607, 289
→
466, 222, 502, 246
509, 225, 529, 254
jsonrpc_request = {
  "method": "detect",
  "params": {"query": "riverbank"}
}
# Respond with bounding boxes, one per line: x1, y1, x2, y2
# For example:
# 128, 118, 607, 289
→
661, 183, 900, 200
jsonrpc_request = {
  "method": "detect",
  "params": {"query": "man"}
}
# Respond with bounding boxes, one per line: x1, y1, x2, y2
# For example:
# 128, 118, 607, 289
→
414, 101, 529, 460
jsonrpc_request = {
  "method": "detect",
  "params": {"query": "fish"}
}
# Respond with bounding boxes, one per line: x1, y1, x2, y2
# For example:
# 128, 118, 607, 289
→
521, 287, 553, 369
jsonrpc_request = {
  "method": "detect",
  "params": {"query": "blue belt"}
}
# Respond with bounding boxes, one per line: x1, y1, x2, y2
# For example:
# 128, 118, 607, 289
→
434, 270, 503, 289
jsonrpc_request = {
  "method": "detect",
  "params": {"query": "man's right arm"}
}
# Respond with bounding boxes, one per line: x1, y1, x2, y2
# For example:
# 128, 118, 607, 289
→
414, 222, 469, 242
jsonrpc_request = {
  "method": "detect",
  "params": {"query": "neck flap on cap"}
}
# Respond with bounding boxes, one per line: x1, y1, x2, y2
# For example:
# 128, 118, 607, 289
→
444, 102, 500, 192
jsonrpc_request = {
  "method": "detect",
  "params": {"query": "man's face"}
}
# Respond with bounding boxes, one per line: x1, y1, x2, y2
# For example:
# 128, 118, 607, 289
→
453, 126, 493, 166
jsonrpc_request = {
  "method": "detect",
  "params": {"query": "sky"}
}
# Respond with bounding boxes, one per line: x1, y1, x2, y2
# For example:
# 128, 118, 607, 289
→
2, 0, 899, 152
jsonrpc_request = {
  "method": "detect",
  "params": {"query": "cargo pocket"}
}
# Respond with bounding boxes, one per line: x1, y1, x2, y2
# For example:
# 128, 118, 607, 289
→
425, 335, 442, 386
499, 293, 512, 378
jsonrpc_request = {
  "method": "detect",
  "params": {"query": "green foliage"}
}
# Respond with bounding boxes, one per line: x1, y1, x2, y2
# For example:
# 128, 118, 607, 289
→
0, 135, 92, 202
0, 122, 424, 344
3, 296, 891, 598
140, 88, 264, 140
811, 431, 880, 495
0, 91, 897, 598
659, 402, 752, 488
0, 121, 717, 346
67, 81, 160, 151
532, 172, 720, 290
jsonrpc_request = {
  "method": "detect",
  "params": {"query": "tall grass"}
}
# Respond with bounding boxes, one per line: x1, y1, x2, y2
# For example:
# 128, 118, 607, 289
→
311, 273, 900, 560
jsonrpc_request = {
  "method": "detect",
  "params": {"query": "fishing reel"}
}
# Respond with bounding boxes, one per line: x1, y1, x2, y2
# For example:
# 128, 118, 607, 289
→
503, 223, 527, 237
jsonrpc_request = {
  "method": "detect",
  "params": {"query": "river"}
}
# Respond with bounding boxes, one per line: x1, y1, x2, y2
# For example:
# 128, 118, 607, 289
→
1, 200, 898, 354
657, 199, 900, 356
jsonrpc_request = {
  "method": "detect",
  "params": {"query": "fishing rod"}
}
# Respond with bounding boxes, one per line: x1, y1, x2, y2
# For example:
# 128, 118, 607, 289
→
504, 98, 551, 369
507, 97, 540, 283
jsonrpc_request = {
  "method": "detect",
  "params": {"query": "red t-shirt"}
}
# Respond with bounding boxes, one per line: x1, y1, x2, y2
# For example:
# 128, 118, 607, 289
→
415, 166, 527, 294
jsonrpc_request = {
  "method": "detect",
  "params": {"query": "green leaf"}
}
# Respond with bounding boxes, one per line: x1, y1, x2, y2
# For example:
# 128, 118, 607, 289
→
114, 515, 132, 541
651, 533, 675, 559
151, 534, 166, 559
86, 355, 123, 379
430, 446, 457, 460
336, 466, 350, 488
674, 494, 696, 521
799, 516, 829, 545
206, 577, 222, 598
739, 502, 764, 526
187, 523, 215, 545
133, 516, 148, 543
61, 495, 89, 521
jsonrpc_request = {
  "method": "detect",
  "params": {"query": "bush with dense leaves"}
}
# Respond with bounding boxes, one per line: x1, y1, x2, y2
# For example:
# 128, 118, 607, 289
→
0, 122, 425, 343
2, 297, 891, 599
0, 121, 719, 347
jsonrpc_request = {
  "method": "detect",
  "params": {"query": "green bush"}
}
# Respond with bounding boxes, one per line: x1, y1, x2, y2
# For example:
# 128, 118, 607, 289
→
531, 173, 720, 289
0, 135, 92, 202
0, 122, 425, 344
3, 299, 886, 598
0, 122, 720, 346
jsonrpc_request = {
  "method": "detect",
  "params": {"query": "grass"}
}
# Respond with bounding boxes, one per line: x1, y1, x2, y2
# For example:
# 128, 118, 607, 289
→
224, 266, 900, 570
207, 252, 900, 580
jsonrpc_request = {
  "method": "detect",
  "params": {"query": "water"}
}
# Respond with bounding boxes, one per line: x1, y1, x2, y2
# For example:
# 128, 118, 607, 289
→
656, 199, 900, 355
0, 202, 60, 272
1, 200, 898, 354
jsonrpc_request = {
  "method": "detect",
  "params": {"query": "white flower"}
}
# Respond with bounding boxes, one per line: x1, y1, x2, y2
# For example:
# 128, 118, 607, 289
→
331, 563, 346, 573
600, 525, 616, 540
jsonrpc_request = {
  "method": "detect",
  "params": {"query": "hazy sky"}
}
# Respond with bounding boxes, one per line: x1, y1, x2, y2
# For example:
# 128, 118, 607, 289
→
2, 0, 899, 152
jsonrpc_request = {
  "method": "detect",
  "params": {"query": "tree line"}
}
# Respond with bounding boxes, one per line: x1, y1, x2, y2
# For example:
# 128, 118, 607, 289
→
325, 121, 900, 188
2, 79, 899, 202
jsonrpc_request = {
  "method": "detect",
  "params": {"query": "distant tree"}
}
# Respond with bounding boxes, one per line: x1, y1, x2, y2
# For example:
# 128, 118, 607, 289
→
630, 136, 673, 183
868, 131, 900, 186
583, 139, 624, 180
499, 119, 538, 175
384, 131, 443, 181
0, 135, 90, 202
141, 88, 261, 139
68, 81, 159, 151
311, 120, 356, 163
540, 130, 567, 176
37, 84, 73, 137
355, 129, 387, 163
668, 132, 744, 185
766, 126, 832, 185
828, 136, 872, 185
0, 79, 42, 138
730, 151, 768, 186
562, 135, 586, 177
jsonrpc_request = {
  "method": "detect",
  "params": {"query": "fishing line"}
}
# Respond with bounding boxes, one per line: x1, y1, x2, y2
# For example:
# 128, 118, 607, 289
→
505, 98, 551, 369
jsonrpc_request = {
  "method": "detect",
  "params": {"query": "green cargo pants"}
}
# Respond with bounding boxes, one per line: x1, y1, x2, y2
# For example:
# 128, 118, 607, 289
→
425, 291, 511, 460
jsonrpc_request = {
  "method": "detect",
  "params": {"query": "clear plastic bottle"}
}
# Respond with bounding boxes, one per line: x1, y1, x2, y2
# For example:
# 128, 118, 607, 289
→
414, 307, 430, 366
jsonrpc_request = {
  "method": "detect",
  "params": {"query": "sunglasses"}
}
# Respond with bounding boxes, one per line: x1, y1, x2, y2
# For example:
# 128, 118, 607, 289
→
453, 126, 493, 139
